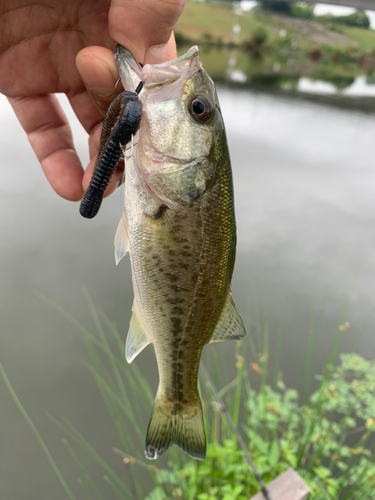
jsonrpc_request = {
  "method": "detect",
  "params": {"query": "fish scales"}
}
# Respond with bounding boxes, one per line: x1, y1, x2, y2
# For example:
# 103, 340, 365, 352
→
129, 153, 234, 398
114, 45, 246, 460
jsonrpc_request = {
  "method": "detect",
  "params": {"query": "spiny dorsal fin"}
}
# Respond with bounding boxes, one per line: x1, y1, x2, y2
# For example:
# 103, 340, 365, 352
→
210, 292, 246, 343
114, 210, 130, 265
126, 304, 151, 363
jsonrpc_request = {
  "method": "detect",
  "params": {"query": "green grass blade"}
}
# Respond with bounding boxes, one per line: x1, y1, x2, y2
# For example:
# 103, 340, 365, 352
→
261, 317, 269, 393
83, 338, 136, 453
101, 312, 154, 407
301, 294, 317, 403
296, 297, 352, 467
341, 456, 375, 500
84, 292, 137, 419
0, 362, 76, 500
62, 439, 103, 500
35, 292, 102, 348
86, 363, 143, 442
113, 448, 160, 473
114, 419, 128, 453
48, 414, 133, 498
77, 478, 93, 500
273, 302, 285, 386
232, 345, 243, 428
104, 475, 129, 499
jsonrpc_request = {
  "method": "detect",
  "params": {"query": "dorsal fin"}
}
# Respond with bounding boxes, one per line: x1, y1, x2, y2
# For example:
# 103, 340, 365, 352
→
210, 292, 246, 343
114, 210, 130, 265
126, 303, 151, 363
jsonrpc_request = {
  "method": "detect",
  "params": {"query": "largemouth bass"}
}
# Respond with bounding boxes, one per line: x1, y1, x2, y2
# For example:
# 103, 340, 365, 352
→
114, 46, 246, 461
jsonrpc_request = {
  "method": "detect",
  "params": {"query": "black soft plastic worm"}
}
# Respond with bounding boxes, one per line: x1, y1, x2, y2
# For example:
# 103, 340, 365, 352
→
79, 89, 142, 219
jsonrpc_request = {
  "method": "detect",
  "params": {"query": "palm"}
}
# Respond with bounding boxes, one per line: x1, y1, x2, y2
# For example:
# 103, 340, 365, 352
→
0, 1, 111, 98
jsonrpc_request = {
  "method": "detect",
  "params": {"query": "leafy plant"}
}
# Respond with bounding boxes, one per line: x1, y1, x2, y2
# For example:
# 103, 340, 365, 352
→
290, 3, 314, 21
318, 10, 370, 30
143, 347, 375, 499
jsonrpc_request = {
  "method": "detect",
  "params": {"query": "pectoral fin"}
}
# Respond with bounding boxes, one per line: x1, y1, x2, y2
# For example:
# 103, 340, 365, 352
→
210, 293, 246, 343
126, 304, 151, 363
114, 210, 130, 265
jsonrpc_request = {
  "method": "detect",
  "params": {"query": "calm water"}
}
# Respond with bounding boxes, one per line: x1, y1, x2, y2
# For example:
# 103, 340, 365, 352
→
1, 81, 375, 498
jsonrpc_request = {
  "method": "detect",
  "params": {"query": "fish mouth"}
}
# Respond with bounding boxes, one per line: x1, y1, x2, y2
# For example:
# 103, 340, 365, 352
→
115, 45, 202, 91
145, 46, 199, 68
115, 45, 199, 69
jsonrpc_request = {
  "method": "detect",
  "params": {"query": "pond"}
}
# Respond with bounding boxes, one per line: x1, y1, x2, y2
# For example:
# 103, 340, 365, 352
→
1, 49, 375, 499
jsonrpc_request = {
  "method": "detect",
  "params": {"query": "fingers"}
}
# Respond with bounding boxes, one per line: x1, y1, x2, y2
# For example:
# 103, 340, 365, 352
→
8, 94, 84, 201
75, 46, 125, 199
75, 46, 121, 118
109, 0, 186, 64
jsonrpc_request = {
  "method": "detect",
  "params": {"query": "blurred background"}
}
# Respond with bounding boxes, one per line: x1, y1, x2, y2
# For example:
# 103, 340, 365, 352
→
1, 1, 375, 498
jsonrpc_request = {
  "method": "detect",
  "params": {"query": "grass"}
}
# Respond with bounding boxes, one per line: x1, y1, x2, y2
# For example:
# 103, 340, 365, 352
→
2, 292, 375, 499
177, 2, 270, 45
175, 1, 375, 87
0, 361, 76, 500
176, 2, 375, 52
338, 25, 375, 52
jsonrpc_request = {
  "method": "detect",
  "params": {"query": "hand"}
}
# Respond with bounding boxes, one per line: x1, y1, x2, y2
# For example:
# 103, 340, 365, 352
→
0, 0, 186, 201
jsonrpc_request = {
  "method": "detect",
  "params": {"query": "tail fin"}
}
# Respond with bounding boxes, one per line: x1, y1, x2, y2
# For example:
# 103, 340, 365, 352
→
145, 394, 206, 461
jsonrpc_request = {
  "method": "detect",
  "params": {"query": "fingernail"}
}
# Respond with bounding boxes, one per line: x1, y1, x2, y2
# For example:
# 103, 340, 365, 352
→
76, 56, 117, 96
144, 44, 167, 65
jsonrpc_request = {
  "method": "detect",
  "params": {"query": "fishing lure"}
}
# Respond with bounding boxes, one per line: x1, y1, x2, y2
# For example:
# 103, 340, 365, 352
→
79, 83, 143, 219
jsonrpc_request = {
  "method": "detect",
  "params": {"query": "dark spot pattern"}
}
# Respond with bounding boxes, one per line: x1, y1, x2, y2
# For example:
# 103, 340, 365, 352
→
166, 297, 185, 305
172, 306, 184, 315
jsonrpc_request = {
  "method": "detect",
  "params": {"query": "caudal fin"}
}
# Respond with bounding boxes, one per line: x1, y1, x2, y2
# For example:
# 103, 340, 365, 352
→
145, 395, 206, 460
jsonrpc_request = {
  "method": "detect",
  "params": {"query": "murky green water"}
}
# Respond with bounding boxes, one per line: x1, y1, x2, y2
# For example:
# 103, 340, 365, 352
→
180, 45, 375, 94
1, 54, 375, 498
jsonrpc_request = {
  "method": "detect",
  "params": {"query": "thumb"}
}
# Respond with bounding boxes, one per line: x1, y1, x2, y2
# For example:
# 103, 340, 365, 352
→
109, 0, 186, 64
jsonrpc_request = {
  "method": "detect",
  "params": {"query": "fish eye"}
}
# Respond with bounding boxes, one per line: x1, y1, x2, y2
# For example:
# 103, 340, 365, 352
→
188, 94, 215, 124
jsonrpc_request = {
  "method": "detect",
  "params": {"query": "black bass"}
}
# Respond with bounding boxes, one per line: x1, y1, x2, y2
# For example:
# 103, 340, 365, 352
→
114, 46, 246, 461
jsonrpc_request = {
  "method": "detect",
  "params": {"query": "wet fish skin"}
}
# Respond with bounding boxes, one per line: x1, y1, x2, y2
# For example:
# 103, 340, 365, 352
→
114, 46, 246, 460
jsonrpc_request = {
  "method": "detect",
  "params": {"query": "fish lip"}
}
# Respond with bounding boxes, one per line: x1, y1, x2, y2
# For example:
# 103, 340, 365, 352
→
115, 44, 199, 69
143, 45, 199, 69
115, 45, 202, 91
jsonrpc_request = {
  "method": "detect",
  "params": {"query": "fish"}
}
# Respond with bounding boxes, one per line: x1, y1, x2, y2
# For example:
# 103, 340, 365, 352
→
114, 45, 246, 461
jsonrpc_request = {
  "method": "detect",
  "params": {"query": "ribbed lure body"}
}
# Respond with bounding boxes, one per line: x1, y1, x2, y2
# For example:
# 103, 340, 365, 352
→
79, 91, 142, 219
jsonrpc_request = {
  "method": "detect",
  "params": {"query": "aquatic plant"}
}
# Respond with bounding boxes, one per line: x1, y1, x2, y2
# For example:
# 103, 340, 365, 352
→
1, 294, 375, 499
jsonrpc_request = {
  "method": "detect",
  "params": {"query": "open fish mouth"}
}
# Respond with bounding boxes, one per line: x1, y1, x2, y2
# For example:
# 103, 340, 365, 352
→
115, 45, 204, 96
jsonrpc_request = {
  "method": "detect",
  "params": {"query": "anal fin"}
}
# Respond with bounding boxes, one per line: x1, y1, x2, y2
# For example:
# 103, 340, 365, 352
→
126, 303, 151, 363
210, 292, 246, 343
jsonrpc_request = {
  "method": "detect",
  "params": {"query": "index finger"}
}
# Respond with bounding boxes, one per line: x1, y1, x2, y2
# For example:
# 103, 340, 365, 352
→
109, 0, 186, 64
8, 94, 84, 201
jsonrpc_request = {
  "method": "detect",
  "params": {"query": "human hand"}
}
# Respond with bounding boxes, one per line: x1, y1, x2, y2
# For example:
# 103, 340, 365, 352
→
0, 0, 186, 201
